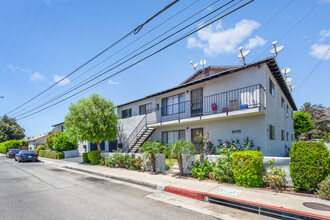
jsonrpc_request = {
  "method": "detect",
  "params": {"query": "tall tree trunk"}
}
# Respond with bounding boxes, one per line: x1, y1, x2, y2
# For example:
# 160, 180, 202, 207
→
151, 155, 156, 173
178, 155, 183, 176
96, 140, 102, 151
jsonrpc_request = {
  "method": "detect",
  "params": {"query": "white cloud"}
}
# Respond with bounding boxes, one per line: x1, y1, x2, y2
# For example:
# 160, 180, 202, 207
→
30, 72, 45, 82
54, 75, 70, 86
245, 36, 266, 49
320, 29, 330, 41
7, 64, 19, 72
187, 19, 264, 56
310, 44, 330, 60
108, 79, 119, 85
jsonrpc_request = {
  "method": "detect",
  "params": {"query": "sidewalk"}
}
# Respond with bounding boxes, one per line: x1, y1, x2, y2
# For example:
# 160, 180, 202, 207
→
40, 157, 330, 219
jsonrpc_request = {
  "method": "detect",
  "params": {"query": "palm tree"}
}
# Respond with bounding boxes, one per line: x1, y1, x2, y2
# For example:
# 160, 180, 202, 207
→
166, 139, 196, 176
139, 141, 164, 173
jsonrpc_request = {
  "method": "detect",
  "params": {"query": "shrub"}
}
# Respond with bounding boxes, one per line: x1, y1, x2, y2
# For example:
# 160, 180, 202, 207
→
129, 155, 142, 170
82, 152, 90, 163
46, 131, 61, 150
290, 141, 330, 191
37, 145, 46, 151
263, 158, 287, 190
38, 150, 58, 159
88, 150, 101, 165
105, 156, 116, 167
0, 140, 27, 153
53, 132, 77, 152
33, 149, 39, 155
190, 157, 213, 180
210, 148, 234, 183
316, 175, 330, 199
57, 152, 64, 159
232, 151, 264, 187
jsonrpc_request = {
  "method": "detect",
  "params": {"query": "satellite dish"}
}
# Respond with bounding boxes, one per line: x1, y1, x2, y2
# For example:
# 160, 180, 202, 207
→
281, 67, 291, 75
238, 46, 250, 65
285, 77, 292, 85
270, 40, 285, 56
200, 59, 207, 68
190, 60, 199, 71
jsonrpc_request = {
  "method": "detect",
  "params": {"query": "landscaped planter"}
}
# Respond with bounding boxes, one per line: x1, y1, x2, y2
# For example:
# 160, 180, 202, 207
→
63, 150, 79, 158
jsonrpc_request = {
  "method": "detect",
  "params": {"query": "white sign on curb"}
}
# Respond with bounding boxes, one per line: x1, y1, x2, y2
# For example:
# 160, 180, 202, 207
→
219, 188, 241, 196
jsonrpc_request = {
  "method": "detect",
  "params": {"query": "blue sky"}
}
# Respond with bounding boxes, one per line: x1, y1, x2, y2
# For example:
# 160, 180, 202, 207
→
0, 0, 329, 137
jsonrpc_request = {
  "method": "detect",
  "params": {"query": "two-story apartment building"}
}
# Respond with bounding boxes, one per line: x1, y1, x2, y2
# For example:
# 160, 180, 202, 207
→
117, 57, 297, 156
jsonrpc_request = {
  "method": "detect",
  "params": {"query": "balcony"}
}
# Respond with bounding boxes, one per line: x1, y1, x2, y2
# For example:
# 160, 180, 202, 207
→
148, 84, 266, 126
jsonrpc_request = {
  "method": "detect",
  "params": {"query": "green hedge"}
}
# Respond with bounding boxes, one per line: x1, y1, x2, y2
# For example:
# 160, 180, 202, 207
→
290, 141, 330, 191
39, 150, 63, 159
53, 132, 77, 152
82, 152, 90, 163
0, 140, 27, 154
88, 151, 101, 165
37, 145, 46, 151
232, 151, 264, 187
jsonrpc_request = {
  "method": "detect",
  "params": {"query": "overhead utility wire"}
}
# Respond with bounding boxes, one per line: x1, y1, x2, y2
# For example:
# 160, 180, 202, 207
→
13, 0, 235, 118
11, 0, 202, 117
6, 0, 179, 116
16, 0, 255, 121
252, 1, 322, 61
293, 47, 330, 91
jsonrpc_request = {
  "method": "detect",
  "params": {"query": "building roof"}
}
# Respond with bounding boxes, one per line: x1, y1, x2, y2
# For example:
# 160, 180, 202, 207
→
117, 57, 297, 110
28, 134, 48, 142
52, 122, 64, 127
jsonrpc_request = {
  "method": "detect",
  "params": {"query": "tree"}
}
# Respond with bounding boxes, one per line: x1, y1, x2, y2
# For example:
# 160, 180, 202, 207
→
64, 94, 118, 151
46, 131, 62, 149
139, 141, 164, 173
0, 115, 25, 142
294, 111, 313, 140
300, 102, 330, 139
53, 132, 77, 152
166, 139, 196, 176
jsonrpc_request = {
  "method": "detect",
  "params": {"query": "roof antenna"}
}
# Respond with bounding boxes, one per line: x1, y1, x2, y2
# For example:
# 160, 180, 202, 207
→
190, 60, 199, 71
270, 41, 284, 56
281, 67, 291, 80
200, 59, 207, 68
238, 46, 250, 65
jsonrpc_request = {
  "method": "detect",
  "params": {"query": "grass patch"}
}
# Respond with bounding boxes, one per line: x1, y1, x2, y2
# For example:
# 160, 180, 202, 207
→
165, 159, 177, 168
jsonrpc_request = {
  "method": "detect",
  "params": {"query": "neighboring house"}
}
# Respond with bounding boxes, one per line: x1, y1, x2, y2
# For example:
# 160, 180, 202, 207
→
28, 135, 48, 150
117, 57, 297, 156
51, 122, 117, 154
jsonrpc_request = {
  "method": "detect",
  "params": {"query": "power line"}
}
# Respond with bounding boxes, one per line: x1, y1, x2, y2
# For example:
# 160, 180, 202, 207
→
13, 0, 237, 118
293, 47, 330, 92
16, 0, 255, 121
10, 0, 202, 117
6, 0, 179, 116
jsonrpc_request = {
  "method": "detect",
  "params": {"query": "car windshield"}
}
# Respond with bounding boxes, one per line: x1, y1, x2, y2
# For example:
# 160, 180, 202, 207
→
10, 149, 20, 152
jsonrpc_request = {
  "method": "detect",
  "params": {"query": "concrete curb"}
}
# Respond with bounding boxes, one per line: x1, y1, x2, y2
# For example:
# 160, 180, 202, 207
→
164, 186, 330, 220
63, 166, 160, 190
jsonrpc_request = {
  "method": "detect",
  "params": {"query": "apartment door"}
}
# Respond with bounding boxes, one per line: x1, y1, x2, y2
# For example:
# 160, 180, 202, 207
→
190, 88, 203, 117
191, 128, 203, 153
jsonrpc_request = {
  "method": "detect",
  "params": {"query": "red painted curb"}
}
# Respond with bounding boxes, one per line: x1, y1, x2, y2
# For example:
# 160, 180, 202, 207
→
165, 186, 330, 220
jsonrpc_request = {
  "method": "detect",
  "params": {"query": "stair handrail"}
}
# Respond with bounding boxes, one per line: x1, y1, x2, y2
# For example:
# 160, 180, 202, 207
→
123, 114, 147, 152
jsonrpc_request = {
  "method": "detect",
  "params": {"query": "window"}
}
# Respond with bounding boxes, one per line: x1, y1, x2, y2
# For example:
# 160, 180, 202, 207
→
121, 109, 132, 119
291, 134, 293, 141
286, 132, 289, 141
162, 93, 185, 116
162, 130, 185, 144
291, 110, 293, 119
269, 78, 275, 96
269, 125, 275, 140
281, 130, 285, 141
139, 103, 152, 115
286, 104, 289, 113
281, 97, 285, 108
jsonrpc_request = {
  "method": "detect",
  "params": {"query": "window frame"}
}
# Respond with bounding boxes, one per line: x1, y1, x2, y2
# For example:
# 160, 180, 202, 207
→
121, 108, 132, 119
269, 125, 275, 140
281, 130, 285, 141
162, 130, 185, 145
161, 93, 185, 116
139, 103, 152, 115
281, 97, 285, 108
269, 78, 275, 97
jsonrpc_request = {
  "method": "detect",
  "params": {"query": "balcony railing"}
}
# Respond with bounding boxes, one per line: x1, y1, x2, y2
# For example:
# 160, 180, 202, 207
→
156, 84, 265, 123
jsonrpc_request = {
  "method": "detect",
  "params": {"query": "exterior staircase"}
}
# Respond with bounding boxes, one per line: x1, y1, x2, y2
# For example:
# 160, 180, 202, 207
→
127, 127, 155, 153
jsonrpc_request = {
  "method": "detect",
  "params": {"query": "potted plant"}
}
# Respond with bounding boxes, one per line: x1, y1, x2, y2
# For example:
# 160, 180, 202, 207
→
139, 141, 164, 173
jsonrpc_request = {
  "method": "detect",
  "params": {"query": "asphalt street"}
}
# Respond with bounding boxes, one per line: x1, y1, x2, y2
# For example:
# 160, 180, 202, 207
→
0, 156, 268, 220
